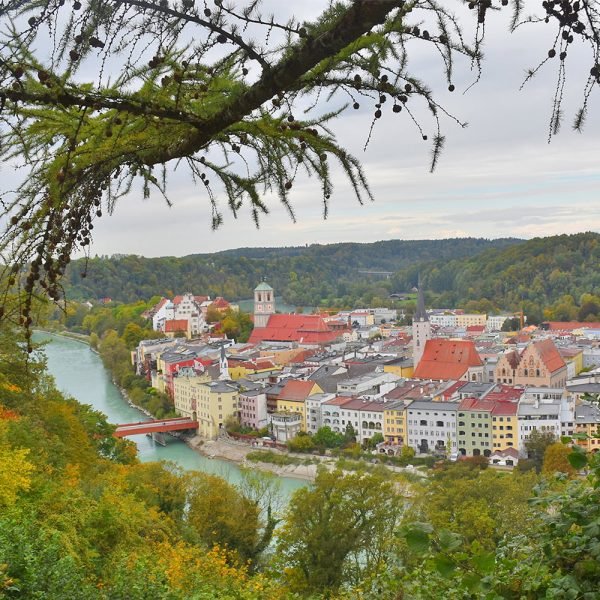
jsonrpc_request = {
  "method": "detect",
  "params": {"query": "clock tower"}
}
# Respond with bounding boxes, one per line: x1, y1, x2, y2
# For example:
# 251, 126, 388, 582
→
254, 280, 275, 328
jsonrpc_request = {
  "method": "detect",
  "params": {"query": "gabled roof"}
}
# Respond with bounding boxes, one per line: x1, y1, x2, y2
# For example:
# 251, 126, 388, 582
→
531, 339, 566, 374
413, 339, 483, 380
211, 297, 230, 309
544, 321, 600, 331
458, 397, 496, 412
278, 379, 320, 401
248, 314, 343, 344
491, 401, 518, 416
165, 319, 188, 333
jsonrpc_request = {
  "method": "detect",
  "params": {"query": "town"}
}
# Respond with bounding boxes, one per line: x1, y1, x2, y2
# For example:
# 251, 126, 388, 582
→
129, 281, 600, 468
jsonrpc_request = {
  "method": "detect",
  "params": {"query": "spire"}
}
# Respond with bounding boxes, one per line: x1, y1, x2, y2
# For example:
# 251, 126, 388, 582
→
415, 275, 428, 322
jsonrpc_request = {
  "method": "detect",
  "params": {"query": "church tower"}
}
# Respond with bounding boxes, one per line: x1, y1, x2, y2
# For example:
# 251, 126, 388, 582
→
218, 344, 229, 381
254, 280, 275, 329
412, 279, 431, 368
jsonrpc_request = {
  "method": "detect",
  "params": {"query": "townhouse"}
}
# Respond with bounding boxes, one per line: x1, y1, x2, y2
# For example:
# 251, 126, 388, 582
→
405, 400, 458, 455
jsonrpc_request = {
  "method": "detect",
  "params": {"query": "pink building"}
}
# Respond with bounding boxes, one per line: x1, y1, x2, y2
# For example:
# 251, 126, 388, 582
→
239, 390, 268, 430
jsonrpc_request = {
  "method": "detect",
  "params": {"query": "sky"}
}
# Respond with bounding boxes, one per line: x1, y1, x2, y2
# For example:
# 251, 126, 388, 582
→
16, 1, 600, 257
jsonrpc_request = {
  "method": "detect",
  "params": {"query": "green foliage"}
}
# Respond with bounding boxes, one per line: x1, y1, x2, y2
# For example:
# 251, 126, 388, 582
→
275, 468, 402, 595
312, 426, 345, 449
393, 232, 600, 316
407, 464, 538, 550
59, 238, 518, 308
286, 432, 316, 453
525, 429, 557, 473
246, 450, 316, 467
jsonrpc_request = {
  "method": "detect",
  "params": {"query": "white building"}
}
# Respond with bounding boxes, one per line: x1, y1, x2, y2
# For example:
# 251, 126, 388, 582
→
338, 398, 385, 444
412, 285, 431, 367
405, 400, 458, 455
337, 372, 400, 396
429, 313, 458, 328
517, 391, 575, 456
486, 315, 509, 331
305, 392, 336, 434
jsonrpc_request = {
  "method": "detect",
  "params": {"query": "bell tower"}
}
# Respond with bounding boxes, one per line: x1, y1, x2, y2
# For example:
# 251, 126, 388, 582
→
254, 280, 275, 329
412, 278, 431, 368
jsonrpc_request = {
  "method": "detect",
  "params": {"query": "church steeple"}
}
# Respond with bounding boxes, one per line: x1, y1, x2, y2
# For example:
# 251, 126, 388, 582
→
414, 276, 429, 322
254, 280, 275, 328
218, 344, 229, 380
412, 276, 431, 368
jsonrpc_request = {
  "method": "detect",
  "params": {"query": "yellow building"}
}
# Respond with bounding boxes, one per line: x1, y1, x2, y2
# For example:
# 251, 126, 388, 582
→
173, 371, 238, 440
574, 403, 600, 453
275, 380, 323, 432
491, 404, 519, 452
383, 358, 414, 379
559, 348, 584, 377
227, 358, 280, 380
456, 313, 487, 328
383, 401, 406, 445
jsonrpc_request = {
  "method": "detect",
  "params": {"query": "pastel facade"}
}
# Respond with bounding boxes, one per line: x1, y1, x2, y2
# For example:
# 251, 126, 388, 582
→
406, 400, 458, 455
383, 401, 406, 445
457, 398, 494, 457
239, 390, 268, 430
275, 380, 323, 431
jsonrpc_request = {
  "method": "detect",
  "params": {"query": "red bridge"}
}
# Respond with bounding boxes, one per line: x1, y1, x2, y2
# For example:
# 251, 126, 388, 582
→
113, 416, 198, 438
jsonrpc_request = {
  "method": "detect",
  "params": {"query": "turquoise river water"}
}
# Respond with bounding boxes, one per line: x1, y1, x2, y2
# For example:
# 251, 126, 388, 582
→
33, 332, 306, 495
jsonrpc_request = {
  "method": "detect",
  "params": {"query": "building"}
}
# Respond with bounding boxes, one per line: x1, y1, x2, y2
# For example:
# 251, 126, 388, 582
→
405, 400, 458, 455
383, 400, 407, 446
456, 313, 487, 328
413, 339, 484, 382
253, 281, 275, 329
457, 398, 494, 457
239, 389, 268, 430
412, 283, 431, 368
248, 313, 346, 345
321, 396, 354, 434
269, 412, 302, 442
574, 402, 600, 453
195, 380, 240, 440
486, 315, 509, 331
491, 401, 519, 452
172, 368, 211, 420
494, 339, 568, 389
275, 379, 323, 430
305, 392, 336, 434
338, 398, 385, 444
517, 392, 574, 456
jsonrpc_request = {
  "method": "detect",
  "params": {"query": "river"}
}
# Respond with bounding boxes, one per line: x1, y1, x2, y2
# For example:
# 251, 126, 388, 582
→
33, 332, 306, 495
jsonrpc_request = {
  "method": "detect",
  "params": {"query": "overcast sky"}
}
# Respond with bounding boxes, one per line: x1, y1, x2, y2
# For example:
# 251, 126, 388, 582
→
61, 2, 600, 257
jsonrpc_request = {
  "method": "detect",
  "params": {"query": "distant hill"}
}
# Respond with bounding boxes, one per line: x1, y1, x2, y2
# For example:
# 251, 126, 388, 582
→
391, 232, 600, 318
63, 238, 520, 305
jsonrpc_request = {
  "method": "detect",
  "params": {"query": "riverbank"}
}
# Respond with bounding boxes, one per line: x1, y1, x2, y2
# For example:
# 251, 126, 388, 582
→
34, 328, 91, 345
190, 436, 320, 481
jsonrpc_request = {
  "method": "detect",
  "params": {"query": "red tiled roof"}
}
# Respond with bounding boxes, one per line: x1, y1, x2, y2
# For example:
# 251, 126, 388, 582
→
322, 395, 355, 407
211, 297, 230, 309
459, 397, 496, 412
466, 325, 485, 332
165, 319, 188, 333
278, 380, 319, 401
491, 447, 519, 459
532, 339, 566, 374
413, 340, 483, 380
485, 385, 525, 404
545, 321, 600, 331
441, 381, 468, 400
248, 314, 344, 344
491, 401, 519, 416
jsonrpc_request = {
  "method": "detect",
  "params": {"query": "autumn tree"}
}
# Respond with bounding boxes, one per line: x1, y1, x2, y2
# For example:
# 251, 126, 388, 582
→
542, 442, 577, 477
275, 468, 402, 595
0, 0, 599, 339
525, 429, 557, 473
